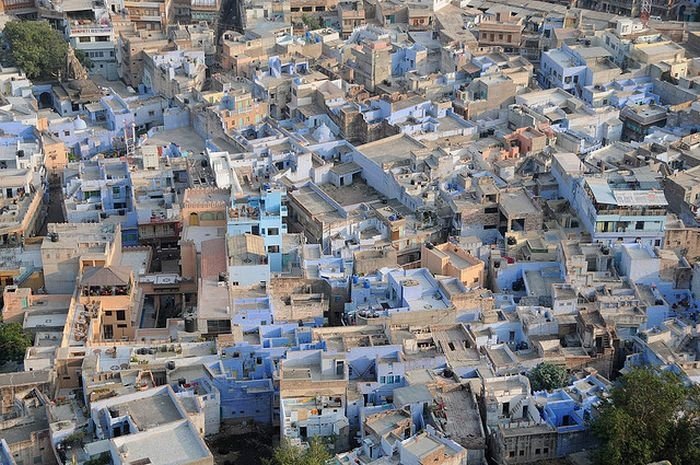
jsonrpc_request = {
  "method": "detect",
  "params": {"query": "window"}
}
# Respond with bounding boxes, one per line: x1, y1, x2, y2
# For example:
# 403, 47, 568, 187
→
635, 221, 644, 230
267, 245, 280, 253
380, 376, 386, 383
509, 451, 515, 458
519, 451, 525, 457
116, 310, 126, 321
543, 448, 549, 454
535, 449, 541, 455
117, 324, 127, 328
79, 36, 91, 42
103, 324, 113, 339
113, 186, 120, 195
267, 227, 279, 235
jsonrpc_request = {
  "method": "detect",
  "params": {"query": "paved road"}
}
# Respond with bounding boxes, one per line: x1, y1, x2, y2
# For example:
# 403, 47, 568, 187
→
38, 183, 65, 236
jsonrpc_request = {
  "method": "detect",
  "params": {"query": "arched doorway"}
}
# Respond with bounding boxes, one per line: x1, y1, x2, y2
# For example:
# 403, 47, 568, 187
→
38, 92, 53, 109
189, 212, 199, 226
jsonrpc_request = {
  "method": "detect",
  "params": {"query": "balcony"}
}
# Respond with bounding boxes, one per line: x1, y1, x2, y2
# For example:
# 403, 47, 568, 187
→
595, 207, 667, 217
229, 205, 260, 222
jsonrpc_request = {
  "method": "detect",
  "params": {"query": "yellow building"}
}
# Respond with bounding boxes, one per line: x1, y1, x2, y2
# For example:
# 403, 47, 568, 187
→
421, 243, 485, 288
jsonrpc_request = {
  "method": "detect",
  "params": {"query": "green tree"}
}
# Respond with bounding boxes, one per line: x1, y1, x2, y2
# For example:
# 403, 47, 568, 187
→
527, 362, 569, 392
0, 321, 32, 364
266, 438, 331, 465
2, 20, 68, 80
592, 368, 700, 465
301, 14, 322, 30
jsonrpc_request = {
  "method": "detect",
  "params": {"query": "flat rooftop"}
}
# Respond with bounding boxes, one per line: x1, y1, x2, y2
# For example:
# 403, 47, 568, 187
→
321, 180, 383, 207
24, 312, 68, 329
142, 127, 206, 156
432, 385, 483, 447
0, 369, 51, 387
120, 247, 151, 276
357, 134, 426, 166
182, 225, 226, 252
499, 189, 540, 216
365, 409, 410, 437
289, 185, 344, 223
108, 391, 184, 430
111, 420, 212, 465
403, 432, 455, 459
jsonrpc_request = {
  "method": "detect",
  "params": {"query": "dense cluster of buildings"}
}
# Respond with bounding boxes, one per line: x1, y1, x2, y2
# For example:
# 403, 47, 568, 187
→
1, 0, 700, 464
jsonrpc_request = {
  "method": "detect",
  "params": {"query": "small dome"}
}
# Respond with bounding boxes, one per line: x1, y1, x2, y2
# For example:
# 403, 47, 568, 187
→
74, 117, 87, 130
313, 123, 333, 143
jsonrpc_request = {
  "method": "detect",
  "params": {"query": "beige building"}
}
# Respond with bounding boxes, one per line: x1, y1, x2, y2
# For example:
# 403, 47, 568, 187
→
338, 0, 365, 38
0, 168, 44, 248
290, 0, 337, 21
664, 219, 700, 260
421, 243, 484, 288
477, 10, 524, 53
41, 133, 69, 179
123, 0, 172, 32
350, 38, 392, 93
454, 74, 517, 120
77, 266, 139, 342
0, 389, 56, 465
41, 223, 122, 294
2, 286, 71, 324
0, 370, 53, 416
118, 29, 170, 88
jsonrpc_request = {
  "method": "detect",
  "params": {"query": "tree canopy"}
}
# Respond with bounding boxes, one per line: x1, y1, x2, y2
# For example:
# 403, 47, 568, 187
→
527, 362, 569, 392
592, 367, 700, 465
300, 14, 322, 30
0, 321, 32, 364
3, 20, 68, 80
265, 438, 331, 465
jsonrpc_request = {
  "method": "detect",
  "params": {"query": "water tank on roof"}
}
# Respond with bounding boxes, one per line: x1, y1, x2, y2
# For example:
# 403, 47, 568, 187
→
184, 315, 197, 333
